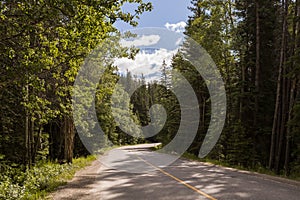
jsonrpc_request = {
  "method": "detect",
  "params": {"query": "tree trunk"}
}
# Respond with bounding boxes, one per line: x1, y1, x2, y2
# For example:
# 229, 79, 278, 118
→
275, 69, 288, 173
24, 83, 31, 167
48, 122, 54, 160
285, 0, 300, 176
254, 0, 260, 127
269, 0, 288, 170
29, 117, 34, 165
32, 125, 42, 164
64, 116, 75, 163
285, 80, 296, 175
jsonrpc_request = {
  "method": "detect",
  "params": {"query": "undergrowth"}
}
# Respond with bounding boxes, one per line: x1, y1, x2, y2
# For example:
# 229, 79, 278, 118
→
182, 152, 300, 181
0, 156, 96, 200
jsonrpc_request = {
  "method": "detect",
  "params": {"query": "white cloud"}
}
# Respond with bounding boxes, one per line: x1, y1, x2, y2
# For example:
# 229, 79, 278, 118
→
114, 48, 178, 82
121, 35, 161, 47
165, 21, 187, 33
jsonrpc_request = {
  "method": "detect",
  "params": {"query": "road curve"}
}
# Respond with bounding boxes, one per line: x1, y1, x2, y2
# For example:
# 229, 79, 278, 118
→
51, 144, 300, 200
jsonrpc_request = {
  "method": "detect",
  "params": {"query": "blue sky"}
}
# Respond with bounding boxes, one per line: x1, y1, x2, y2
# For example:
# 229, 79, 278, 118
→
115, 28, 184, 81
113, 1, 193, 81
114, 0, 192, 31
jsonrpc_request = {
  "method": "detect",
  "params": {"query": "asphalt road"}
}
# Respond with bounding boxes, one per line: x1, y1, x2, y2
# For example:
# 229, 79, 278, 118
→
51, 144, 300, 200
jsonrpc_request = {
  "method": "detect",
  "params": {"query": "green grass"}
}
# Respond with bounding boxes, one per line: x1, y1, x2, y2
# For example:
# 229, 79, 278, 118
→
32, 155, 97, 200
0, 156, 96, 200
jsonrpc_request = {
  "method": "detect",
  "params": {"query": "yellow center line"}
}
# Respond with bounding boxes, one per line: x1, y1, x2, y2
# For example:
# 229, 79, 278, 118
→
137, 156, 217, 200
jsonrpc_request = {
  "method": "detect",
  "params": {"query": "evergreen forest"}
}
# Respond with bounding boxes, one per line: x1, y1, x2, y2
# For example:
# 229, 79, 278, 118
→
0, 0, 299, 198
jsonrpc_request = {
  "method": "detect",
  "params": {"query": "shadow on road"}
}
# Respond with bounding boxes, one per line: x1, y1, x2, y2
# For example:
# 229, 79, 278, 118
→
52, 145, 300, 200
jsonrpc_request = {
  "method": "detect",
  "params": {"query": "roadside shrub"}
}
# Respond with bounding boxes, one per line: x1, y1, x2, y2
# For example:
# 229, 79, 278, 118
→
0, 156, 95, 199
